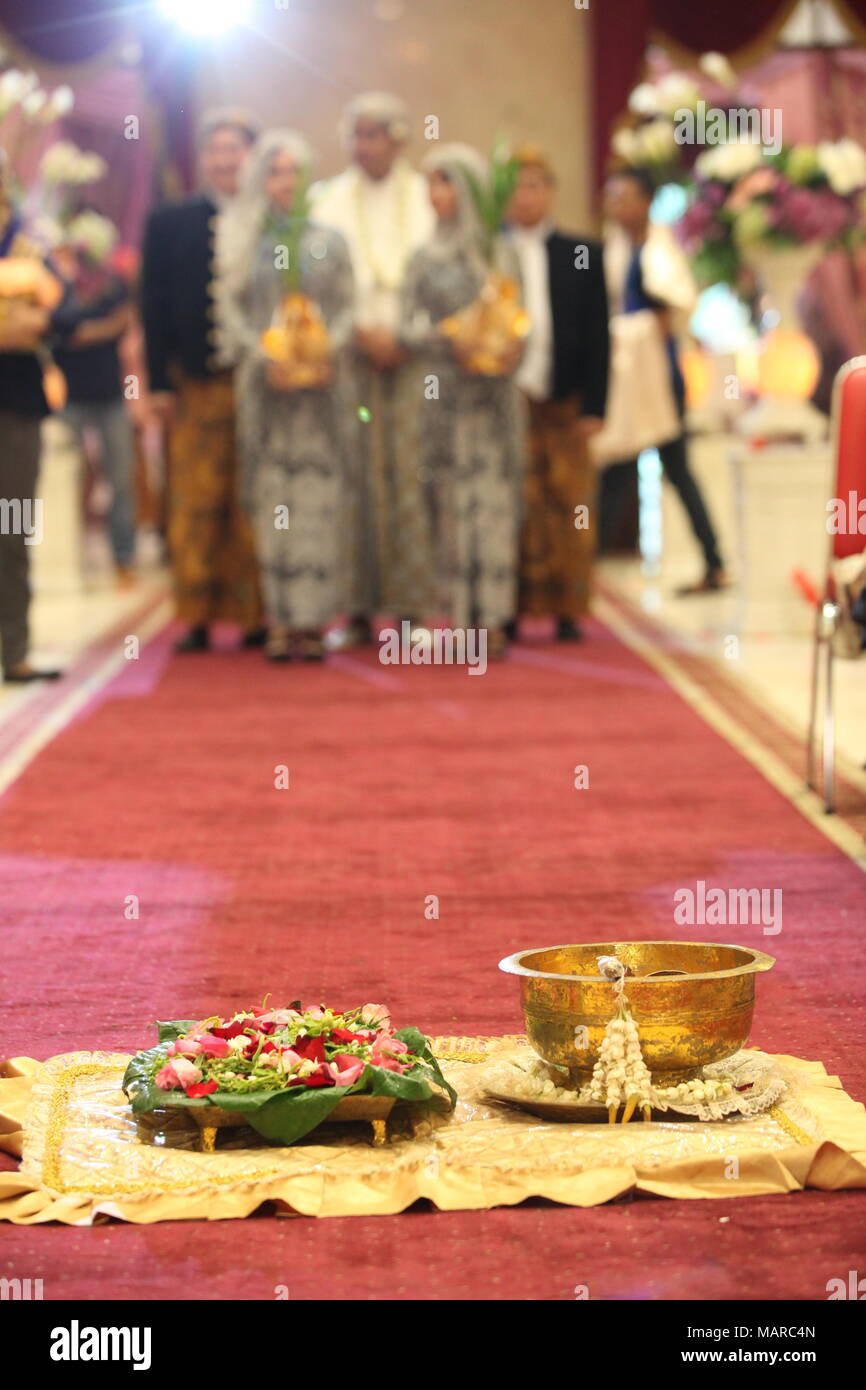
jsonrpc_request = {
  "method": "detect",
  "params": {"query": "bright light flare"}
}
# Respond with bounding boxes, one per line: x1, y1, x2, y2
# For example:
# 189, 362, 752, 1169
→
159, 0, 253, 36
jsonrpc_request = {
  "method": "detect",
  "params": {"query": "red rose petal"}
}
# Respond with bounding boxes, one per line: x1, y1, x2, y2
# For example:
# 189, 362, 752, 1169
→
293, 1034, 326, 1064
212, 1020, 245, 1040
185, 1080, 218, 1098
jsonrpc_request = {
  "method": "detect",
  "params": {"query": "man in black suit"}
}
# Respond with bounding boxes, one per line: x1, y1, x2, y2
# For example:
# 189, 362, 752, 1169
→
141, 108, 265, 652
506, 146, 609, 642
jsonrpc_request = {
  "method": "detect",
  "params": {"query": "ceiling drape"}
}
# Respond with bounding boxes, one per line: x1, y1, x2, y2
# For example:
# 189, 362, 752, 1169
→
590, 0, 824, 190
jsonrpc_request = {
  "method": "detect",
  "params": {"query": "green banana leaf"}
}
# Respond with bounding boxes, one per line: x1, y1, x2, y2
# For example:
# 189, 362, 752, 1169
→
157, 1019, 195, 1043
393, 1026, 457, 1107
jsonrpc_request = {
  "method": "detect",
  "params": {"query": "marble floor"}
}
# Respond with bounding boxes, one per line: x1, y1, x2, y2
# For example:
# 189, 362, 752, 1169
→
598, 431, 865, 778
0, 529, 170, 729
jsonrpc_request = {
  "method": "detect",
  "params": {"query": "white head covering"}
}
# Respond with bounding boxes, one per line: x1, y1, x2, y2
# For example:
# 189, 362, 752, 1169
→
420, 142, 488, 263
339, 91, 411, 149
218, 128, 314, 301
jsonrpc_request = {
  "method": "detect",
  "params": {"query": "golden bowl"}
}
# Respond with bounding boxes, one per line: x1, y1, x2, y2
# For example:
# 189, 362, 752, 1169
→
499, 941, 775, 1086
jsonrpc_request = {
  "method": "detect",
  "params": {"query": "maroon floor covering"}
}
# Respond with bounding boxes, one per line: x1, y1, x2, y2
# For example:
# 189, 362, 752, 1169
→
1, 617, 864, 1299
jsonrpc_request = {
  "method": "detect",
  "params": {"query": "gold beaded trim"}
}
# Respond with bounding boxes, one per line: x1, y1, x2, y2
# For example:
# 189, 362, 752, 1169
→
767, 1105, 814, 1148
42, 1063, 286, 1195
430, 1035, 527, 1064
42, 1063, 102, 1192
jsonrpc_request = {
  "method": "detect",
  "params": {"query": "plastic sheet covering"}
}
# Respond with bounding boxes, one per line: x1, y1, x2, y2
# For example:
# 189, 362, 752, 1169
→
1, 1039, 865, 1225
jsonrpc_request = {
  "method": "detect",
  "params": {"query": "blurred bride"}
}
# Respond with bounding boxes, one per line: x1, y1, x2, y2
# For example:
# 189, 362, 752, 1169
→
217, 130, 355, 660
399, 144, 526, 655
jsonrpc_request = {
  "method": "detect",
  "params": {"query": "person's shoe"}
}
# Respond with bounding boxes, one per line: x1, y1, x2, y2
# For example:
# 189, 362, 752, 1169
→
296, 630, 326, 662
556, 617, 584, 642
175, 625, 210, 653
346, 615, 373, 646
265, 628, 291, 663
675, 567, 731, 597
242, 625, 269, 648
3, 662, 63, 683
114, 565, 137, 592
502, 618, 518, 643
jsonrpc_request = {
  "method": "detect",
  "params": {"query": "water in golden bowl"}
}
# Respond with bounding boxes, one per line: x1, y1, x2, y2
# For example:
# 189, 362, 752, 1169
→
499, 941, 775, 1086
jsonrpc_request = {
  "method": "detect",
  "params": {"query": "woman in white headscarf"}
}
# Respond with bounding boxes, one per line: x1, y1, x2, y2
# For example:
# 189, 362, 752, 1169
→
218, 130, 355, 661
399, 144, 526, 653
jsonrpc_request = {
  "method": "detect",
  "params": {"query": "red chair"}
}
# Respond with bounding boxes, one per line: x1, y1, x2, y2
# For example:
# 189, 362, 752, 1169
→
806, 356, 866, 813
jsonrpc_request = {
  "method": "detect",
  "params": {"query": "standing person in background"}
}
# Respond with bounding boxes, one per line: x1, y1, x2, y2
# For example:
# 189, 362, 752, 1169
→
217, 131, 354, 662
54, 214, 137, 588
141, 108, 266, 652
506, 146, 609, 642
0, 165, 64, 683
400, 144, 526, 657
601, 168, 728, 594
311, 92, 435, 641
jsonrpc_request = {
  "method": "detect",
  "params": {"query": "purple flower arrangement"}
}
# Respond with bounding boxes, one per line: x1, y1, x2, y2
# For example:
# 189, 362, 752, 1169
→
678, 153, 866, 287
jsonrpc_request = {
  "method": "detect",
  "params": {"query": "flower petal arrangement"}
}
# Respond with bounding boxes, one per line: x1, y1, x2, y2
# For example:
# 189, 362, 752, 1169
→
608, 53, 866, 289
679, 143, 866, 288
122, 1002, 456, 1146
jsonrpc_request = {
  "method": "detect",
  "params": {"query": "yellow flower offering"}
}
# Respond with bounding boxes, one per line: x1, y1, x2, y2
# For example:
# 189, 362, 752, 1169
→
440, 271, 529, 377
261, 291, 331, 391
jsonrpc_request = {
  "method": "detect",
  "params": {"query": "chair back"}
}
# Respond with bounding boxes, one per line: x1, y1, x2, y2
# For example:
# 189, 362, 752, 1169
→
830, 356, 866, 563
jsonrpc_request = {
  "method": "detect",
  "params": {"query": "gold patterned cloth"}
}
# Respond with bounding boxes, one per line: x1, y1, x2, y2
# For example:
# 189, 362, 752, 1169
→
1, 1039, 864, 1225
167, 373, 264, 629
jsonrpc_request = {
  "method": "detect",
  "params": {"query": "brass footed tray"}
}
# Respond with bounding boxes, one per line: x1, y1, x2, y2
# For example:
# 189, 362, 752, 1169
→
481, 1049, 788, 1124
185, 1096, 397, 1151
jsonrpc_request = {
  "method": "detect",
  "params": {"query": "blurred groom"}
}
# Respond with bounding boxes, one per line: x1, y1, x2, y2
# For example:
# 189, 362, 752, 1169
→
312, 92, 435, 640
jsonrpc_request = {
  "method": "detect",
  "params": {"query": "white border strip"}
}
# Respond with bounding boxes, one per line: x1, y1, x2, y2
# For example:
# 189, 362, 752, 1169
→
0, 599, 174, 799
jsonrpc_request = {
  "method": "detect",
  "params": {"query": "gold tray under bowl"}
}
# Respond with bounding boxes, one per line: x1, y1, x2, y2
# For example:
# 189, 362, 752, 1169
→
181, 1096, 397, 1150
484, 1089, 662, 1124
499, 941, 775, 1085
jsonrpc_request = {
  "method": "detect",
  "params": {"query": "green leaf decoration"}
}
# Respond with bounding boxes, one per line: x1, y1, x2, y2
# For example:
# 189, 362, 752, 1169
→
691, 238, 742, 289
456, 140, 520, 265
265, 161, 313, 294
206, 1084, 351, 1144
122, 1041, 195, 1114
156, 1019, 196, 1045
394, 1026, 457, 1107
123, 1021, 202, 1112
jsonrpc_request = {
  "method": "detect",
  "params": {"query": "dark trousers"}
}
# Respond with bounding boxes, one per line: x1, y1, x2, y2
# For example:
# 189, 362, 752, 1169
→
0, 411, 41, 673
62, 397, 136, 567
599, 433, 722, 573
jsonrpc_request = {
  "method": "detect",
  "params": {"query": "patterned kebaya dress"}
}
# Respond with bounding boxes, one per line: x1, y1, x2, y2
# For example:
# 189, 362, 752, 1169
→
224, 223, 355, 634
399, 237, 526, 630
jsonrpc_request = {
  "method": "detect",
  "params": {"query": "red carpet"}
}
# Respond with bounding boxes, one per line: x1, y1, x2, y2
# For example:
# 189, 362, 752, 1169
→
1, 616, 865, 1300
